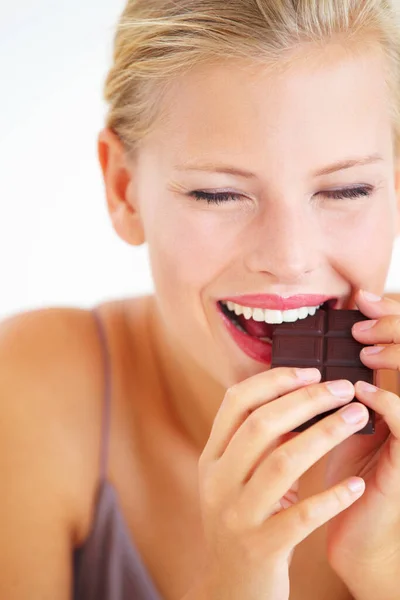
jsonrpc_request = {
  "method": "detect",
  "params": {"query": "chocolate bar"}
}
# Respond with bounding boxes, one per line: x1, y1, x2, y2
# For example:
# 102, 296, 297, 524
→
271, 309, 375, 434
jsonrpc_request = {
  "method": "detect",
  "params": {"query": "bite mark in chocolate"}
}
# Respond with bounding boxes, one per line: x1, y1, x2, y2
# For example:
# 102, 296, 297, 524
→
271, 309, 375, 434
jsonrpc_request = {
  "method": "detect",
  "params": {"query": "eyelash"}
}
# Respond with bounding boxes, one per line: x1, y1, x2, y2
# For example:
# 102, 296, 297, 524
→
190, 186, 373, 205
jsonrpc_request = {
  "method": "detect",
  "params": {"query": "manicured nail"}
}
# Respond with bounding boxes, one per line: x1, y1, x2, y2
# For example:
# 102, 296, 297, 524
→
339, 403, 368, 424
354, 319, 377, 331
362, 345, 385, 355
326, 380, 354, 397
357, 381, 378, 393
347, 477, 365, 493
295, 368, 321, 381
361, 290, 381, 302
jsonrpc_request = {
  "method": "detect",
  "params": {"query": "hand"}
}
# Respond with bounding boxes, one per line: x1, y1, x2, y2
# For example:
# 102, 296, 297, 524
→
325, 289, 400, 600
197, 366, 368, 600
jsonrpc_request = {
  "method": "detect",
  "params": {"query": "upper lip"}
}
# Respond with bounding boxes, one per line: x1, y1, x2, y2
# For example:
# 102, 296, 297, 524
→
220, 294, 337, 311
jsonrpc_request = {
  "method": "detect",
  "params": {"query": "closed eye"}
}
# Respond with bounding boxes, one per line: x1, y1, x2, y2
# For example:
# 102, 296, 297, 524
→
323, 186, 373, 200
189, 191, 241, 204
189, 186, 374, 205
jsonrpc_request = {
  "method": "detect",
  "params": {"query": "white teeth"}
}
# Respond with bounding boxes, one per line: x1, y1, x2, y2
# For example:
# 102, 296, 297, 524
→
243, 307, 253, 320
234, 304, 242, 316
264, 309, 283, 324
252, 308, 265, 322
297, 306, 309, 319
222, 301, 323, 325
282, 309, 299, 322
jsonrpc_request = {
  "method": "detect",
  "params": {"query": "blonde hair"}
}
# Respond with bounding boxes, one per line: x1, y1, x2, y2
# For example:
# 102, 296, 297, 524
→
103, 0, 400, 158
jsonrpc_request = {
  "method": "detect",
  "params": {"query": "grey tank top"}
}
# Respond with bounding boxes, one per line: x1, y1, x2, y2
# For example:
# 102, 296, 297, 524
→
73, 308, 163, 600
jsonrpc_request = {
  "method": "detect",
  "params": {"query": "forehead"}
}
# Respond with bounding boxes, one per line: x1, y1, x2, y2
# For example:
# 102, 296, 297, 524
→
147, 46, 394, 171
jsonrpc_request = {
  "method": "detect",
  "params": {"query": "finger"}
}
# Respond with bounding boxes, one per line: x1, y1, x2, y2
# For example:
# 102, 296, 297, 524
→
352, 315, 400, 345
217, 380, 354, 489
238, 401, 368, 524
265, 476, 365, 555
359, 344, 400, 371
355, 289, 400, 319
200, 367, 321, 464
354, 381, 400, 438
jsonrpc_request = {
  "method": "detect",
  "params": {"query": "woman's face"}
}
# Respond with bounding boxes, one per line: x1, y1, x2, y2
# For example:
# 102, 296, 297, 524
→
129, 45, 400, 386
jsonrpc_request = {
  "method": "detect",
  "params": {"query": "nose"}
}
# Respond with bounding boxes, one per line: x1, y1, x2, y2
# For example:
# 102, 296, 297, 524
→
244, 203, 321, 283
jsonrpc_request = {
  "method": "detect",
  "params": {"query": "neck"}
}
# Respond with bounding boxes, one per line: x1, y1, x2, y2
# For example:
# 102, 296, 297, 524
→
145, 295, 225, 452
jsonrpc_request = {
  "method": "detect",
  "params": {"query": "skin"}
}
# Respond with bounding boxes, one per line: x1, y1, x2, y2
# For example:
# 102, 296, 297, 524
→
99, 42, 400, 455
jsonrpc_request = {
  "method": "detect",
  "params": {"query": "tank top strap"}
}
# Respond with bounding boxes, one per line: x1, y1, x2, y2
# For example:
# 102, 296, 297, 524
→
91, 307, 112, 483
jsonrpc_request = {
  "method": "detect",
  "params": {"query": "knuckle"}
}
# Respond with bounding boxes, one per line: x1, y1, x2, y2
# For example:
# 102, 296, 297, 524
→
302, 384, 318, 403
296, 499, 320, 527
224, 385, 240, 404
276, 367, 297, 383
320, 414, 343, 438
277, 366, 295, 378
269, 447, 294, 478
330, 484, 348, 508
246, 411, 273, 438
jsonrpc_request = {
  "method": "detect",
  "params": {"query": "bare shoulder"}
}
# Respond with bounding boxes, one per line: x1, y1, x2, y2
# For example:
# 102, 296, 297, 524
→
0, 303, 121, 598
0, 305, 105, 468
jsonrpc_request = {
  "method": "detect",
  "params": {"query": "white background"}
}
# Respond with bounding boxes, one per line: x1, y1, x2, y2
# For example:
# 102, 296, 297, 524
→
1, 1, 399, 321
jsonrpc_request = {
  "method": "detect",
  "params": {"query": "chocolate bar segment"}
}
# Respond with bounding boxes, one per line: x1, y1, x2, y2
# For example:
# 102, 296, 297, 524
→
271, 309, 375, 434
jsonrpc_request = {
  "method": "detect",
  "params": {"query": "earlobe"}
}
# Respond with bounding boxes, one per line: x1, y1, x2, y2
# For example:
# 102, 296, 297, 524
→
97, 128, 145, 246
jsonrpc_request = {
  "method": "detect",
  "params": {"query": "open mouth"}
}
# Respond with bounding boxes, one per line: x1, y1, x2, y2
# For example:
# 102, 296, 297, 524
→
218, 298, 338, 343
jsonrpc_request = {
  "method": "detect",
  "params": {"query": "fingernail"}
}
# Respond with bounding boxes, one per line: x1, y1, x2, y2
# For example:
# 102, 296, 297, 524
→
361, 290, 381, 302
347, 477, 365, 493
339, 403, 368, 424
362, 345, 385, 355
354, 319, 377, 331
326, 380, 354, 397
357, 381, 378, 393
295, 368, 321, 381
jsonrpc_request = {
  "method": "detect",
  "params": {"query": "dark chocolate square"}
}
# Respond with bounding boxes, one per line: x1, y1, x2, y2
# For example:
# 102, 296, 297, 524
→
271, 309, 375, 434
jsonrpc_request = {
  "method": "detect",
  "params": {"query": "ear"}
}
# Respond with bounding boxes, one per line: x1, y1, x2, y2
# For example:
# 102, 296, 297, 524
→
97, 127, 145, 246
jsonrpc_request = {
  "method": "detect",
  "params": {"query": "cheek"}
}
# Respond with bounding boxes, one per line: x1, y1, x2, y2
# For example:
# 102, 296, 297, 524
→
324, 203, 395, 285
147, 206, 246, 288
145, 205, 247, 346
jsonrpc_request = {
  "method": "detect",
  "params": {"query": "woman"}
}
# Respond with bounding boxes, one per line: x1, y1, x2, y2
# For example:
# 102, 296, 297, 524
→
1, 1, 400, 599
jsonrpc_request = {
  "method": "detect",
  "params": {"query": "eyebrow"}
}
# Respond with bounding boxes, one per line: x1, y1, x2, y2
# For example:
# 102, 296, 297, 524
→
173, 153, 384, 179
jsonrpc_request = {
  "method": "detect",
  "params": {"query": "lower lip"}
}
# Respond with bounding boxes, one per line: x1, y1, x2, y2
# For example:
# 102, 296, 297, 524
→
217, 303, 272, 365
